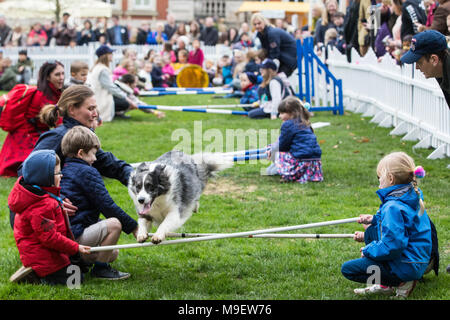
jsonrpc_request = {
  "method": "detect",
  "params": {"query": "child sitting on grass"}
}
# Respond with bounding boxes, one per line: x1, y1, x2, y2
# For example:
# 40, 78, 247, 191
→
266, 96, 323, 183
341, 151, 432, 298
9, 150, 91, 285
239, 72, 259, 111
60, 126, 138, 280
115, 73, 165, 119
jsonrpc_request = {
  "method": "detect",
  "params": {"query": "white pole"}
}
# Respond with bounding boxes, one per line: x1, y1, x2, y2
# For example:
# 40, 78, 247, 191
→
90, 217, 359, 252
149, 232, 354, 239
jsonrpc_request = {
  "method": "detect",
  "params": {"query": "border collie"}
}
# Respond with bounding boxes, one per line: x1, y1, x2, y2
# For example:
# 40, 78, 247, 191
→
128, 150, 233, 243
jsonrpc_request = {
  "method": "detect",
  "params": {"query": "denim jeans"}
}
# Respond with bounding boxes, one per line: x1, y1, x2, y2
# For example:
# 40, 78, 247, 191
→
341, 225, 403, 286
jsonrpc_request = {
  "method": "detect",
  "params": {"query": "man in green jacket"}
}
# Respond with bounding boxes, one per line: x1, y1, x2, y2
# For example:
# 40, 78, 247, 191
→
0, 58, 18, 91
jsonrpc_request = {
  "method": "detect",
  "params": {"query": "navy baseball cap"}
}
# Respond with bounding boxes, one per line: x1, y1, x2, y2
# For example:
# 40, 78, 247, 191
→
259, 58, 278, 71
400, 30, 447, 64
95, 45, 115, 57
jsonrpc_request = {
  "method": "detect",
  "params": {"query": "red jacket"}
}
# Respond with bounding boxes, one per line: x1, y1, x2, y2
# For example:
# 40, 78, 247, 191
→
9, 177, 79, 277
0, 83, 62, 176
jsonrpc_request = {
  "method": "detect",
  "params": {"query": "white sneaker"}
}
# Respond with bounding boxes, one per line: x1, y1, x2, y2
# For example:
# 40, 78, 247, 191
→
10, 265, 33, 283
354, 284, 394, 296
395, 280, 417, 299
265, 163, 278, 176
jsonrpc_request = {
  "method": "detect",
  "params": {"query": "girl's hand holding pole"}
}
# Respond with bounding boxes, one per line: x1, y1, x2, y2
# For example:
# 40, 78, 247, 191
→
357, 214, 373, 225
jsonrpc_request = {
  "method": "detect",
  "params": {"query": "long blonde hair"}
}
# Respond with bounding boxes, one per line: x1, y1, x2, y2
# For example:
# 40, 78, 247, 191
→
321, 0, 339, 26
376, 152, 426, 215
250, 12, 273, 30
39, 85, 95, 128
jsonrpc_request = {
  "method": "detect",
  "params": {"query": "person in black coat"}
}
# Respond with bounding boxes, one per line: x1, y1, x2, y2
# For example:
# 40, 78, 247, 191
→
136, 22, 150, 45
344, 0, 361, 61
399, 0, 427, 39
200, 17, 218, 46
106, 15, 129, 45
251, 13, 298, 77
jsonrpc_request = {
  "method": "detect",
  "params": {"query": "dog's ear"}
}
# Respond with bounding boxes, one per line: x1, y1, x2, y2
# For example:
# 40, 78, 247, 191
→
136, 162, 150, 174
153, 164, 170, 194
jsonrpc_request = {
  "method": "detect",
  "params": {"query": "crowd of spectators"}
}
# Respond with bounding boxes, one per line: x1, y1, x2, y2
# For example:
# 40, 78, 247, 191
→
306, 0, 450, 64
0, 0, 449, 91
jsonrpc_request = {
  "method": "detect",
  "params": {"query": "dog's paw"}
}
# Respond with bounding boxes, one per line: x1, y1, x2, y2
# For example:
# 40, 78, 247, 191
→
137, 232, 149, 243
151, 233, 165, 244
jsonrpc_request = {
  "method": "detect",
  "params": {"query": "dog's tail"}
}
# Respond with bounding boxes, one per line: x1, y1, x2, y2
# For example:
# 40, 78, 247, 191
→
191, 152, 234, 179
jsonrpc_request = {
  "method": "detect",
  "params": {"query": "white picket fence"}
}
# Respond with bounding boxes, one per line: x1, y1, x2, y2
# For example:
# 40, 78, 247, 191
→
326, 47, 450, 159
1, 43, 231, 85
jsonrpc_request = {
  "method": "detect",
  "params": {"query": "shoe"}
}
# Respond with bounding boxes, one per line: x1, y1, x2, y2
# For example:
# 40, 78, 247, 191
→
115, 113, 131, 119
395, 280, 417, 299
91, 264, 131, 280
9, 266, 33, 282
265, 163, 279, 176
354, 284, 394, 296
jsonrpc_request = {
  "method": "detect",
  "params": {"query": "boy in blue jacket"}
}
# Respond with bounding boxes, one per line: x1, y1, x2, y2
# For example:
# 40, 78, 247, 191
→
60, 126, 138, 280
341, 152, 432, 298
239, 72, 260, 111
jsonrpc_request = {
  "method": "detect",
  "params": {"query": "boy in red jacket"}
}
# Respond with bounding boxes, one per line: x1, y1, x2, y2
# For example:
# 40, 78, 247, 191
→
9, 149, 91, 285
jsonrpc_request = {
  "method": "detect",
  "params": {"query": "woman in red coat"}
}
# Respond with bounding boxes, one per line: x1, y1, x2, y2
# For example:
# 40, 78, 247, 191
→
0, 61, 64, 177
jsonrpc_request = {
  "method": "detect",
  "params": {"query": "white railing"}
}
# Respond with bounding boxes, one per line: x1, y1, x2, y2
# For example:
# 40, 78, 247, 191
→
1, 43, 230, 85
326, 47, 450, 159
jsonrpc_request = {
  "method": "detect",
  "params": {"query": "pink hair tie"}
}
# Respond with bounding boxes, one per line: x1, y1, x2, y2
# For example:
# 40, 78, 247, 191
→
414, 166, 426, 179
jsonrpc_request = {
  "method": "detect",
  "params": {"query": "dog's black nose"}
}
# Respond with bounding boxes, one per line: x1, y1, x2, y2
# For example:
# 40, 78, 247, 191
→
138, 198, 145, 204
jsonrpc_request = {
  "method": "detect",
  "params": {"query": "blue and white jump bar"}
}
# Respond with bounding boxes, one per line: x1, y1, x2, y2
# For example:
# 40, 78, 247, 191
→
138, 105, 248, 116
232, 153, 269, 162
140, 88, 232, 96
148, 87, 233, 92
222, 147, 269, 162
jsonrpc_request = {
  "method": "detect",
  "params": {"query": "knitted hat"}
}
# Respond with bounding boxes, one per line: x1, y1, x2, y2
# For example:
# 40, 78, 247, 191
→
245, 72, 258, 85
22, 150, 56, 187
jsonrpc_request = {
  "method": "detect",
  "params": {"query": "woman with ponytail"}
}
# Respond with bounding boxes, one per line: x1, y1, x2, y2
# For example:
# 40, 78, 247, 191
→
341, 152, 433, 298
11, 85, 136, 249
0, 61, 64, 176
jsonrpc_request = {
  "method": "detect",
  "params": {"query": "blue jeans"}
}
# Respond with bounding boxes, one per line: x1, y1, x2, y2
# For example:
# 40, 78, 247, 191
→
248, 107, 270, 119
341, 225, 403, 286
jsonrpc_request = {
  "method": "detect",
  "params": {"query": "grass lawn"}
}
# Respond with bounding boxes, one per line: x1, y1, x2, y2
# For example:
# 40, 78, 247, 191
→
0, 93, 448, 300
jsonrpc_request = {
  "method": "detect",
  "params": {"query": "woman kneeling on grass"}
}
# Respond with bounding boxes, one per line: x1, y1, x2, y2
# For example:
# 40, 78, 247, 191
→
341, 152, 433, 298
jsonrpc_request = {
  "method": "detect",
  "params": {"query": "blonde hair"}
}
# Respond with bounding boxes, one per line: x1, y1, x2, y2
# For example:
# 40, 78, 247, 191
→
321, 0, 339, 26
39, 85, 95, 128
376, 152, 426, 215
260, 67, 278, 88
324, 28, 338, 45
61, 125, 101, 158
250, 13, 273, 30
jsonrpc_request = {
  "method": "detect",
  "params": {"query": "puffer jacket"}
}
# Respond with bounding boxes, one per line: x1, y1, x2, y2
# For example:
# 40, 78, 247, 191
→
278, 119, 322, 160
362, 184, 432, 282
9, 177, 79, 277
61, 157, 137, 239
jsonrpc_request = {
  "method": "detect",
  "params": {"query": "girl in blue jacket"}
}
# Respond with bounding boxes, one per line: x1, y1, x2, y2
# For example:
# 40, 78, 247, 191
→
266, 96, 323, 183
341, 152, 432, 298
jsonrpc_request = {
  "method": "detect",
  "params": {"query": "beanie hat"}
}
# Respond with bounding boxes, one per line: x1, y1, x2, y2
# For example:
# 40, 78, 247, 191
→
245, 72, 258, 85
22, 150, 56, 187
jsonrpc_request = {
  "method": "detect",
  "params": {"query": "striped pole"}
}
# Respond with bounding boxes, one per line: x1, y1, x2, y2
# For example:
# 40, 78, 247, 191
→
145, 87, 233, 92
232, 153, 268, 162
90, 217, 359, 252
138, 105, 248, 116
148, 232, 354, 239
139, 89, 233, 96
222, 147, 269, 157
